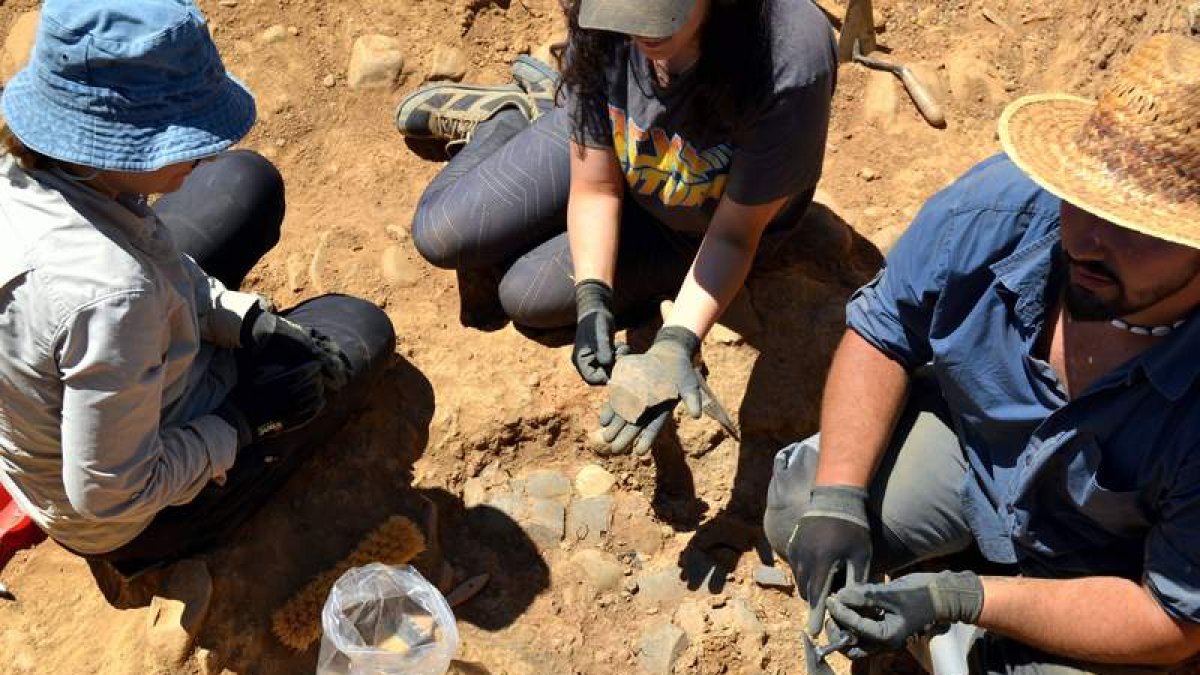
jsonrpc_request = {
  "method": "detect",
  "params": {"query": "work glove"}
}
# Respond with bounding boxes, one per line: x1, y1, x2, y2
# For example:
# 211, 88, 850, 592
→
787, 485, 873, 637
242, 305, 350, 390
572, 279, 618, 385
598, 325, 702, 455
215, 360, 327, 446
827, 571, 984, 654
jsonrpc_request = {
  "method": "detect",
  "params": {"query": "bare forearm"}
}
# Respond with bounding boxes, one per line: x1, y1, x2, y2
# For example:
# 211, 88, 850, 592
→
567, 191, 621, 284
813, 330, 909, 487
980, 576, 1200, 666
666, 233, 755, 337
567, 142, 623, 284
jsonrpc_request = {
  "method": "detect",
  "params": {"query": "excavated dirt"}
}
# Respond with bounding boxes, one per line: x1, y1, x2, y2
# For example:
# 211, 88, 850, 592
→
0, 1, 1197, 674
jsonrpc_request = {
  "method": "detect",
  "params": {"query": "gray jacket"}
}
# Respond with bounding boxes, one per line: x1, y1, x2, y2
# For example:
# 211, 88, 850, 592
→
0, 155, 260, 554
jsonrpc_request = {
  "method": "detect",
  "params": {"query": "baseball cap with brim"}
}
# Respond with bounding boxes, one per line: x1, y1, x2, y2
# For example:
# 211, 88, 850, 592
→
1, 0, 256, 173
578, 0, 697, 39
998, 34, 1200, 250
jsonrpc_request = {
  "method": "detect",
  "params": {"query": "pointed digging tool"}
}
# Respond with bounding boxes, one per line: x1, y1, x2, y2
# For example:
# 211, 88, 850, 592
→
853, 38, 946, 128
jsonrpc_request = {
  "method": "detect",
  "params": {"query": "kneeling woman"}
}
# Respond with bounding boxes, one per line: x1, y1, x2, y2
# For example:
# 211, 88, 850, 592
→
399, 0, 836, 451
0, 0, 394, 575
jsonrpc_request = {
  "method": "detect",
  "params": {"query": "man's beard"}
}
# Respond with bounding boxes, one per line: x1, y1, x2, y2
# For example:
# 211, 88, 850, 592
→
1064, 254, 1200, 321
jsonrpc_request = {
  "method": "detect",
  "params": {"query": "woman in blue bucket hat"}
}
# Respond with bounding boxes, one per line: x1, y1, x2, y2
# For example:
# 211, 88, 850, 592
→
0, 0, 394, 577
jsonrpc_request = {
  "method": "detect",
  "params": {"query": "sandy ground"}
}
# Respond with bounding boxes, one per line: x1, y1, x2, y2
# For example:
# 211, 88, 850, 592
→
0, 0, 1197, 673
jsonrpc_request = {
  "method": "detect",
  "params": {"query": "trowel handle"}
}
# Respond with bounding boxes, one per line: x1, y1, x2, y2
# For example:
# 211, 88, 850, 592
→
898, 66, 946, 128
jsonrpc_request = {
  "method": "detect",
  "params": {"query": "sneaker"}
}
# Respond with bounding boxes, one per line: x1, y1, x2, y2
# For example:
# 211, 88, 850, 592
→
511, 54, 561, 114
394, 82, 534, 147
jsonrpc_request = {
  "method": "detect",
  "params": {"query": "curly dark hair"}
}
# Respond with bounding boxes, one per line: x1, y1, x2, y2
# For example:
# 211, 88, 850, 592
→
558, 0, 773, 146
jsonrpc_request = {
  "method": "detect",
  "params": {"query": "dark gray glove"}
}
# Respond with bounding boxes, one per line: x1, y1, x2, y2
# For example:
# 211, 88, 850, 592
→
242, 305, 350, 390
572, 280, 617, 385
787, 485, 873, 636
827, 571, 984, 653
216, 360, 326, 446
599, 325, 702, 455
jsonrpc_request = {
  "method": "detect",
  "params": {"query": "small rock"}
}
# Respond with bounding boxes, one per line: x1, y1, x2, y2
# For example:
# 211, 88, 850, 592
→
572, 549, 624, 594
574, 464, 616, 497
380, 245, 421, 287
525, 469, 572, 500
322, 74, 336, 88
673, 600, 709, 639
711, 597, 765, 637
858, 167, 881, 182
567, 495, 613, 544
427, 45, 468, 82
525, 497, 566, 548
752, 565, 792, 590
347, 35, 404, 89
636, 568, 688, 607
1190, 2, 1200, 35
462, 477, 487, 508
637, 622, 689, 675
485, 490, 524, 520
287, 26, 300, 37
147, 560, 212, 666
218, 0, 238, 7
624, 578, 640, 593
258, 24, 287, 44
1, 11, 39, 84
708, 593, 727, 609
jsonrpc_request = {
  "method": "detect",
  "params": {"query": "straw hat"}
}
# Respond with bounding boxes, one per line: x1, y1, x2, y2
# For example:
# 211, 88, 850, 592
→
999, 34, 1200, 249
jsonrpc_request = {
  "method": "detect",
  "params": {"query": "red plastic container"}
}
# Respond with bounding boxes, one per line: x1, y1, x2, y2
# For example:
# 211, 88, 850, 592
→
0, 482, 45, 569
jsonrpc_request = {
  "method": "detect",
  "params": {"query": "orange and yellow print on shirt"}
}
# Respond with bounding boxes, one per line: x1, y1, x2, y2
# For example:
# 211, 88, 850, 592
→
609, 104, 732, 208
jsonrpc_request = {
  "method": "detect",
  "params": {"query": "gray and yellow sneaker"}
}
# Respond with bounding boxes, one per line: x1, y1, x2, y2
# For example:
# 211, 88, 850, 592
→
394, 82, 535, 148
511, 54, 561, 114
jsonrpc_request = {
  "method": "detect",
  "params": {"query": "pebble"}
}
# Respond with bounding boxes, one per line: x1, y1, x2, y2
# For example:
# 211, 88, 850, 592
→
567, 495, 613, 545
287, 26, 300, 36
380, 245, 421, 287
574, 464, 616, 498
347, 35, 404, 90
258, 24, 287, 44
673, 600, 708, 639
218, 0, 238, 7
859, 167, 881, 182
524, 497, 566, 548
572, 549, 624, 594
637, 623, 689, 675
752, 564, 792, 590
427, 44, 468, 81
322, 74, 336, 88
635, 568, 688, 608
525, 469, 572, 500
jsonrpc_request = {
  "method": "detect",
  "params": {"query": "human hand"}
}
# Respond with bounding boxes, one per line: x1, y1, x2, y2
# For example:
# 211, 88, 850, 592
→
217, 360, 326, 445
598, 325, 702, 455
786, 485, 873, 636
245, 309, 350, 390
572, 280, 618, 385
827, 571, 984, 653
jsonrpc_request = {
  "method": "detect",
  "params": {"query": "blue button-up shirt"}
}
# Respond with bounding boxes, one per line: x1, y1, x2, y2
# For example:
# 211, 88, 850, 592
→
846, 154, 1200, 623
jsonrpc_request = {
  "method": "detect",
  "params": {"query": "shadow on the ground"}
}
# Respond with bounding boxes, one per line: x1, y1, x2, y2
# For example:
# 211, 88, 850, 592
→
89, 353, 549, 673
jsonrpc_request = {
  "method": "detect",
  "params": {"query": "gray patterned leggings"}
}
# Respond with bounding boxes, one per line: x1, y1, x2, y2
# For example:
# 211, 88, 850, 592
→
411, 107, 707, 329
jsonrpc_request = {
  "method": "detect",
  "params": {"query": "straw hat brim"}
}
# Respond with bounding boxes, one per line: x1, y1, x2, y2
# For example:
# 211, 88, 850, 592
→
999, 93, 1200, 250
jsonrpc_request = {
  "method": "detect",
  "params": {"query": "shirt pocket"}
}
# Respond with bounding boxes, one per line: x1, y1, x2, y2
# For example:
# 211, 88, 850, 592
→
1065, 438, 1149, 538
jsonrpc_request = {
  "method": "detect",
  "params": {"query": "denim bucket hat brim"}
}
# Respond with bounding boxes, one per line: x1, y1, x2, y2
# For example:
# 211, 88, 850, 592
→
1, 0, 256, 172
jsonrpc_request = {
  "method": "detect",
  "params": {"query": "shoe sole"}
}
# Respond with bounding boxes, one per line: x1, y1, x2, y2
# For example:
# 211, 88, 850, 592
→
395, 82, 530, 138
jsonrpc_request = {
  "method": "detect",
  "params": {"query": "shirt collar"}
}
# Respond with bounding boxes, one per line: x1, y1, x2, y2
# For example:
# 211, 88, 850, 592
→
1137, 313, 1200, 401
989, 230, 1061, 336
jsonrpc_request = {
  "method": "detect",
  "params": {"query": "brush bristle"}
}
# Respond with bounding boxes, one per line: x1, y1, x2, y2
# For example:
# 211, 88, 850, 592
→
271, 515, 427, 651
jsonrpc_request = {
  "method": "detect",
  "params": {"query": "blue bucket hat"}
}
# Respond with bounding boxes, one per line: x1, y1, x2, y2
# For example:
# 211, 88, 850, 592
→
1, 0, 256, 171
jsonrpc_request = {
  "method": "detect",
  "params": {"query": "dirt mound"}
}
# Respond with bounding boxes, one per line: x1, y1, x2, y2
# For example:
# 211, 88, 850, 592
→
0, 1, 1197, 674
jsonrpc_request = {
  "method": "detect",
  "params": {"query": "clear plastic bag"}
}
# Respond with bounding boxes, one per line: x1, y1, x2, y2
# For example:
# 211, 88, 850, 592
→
317, 563, 459, 675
